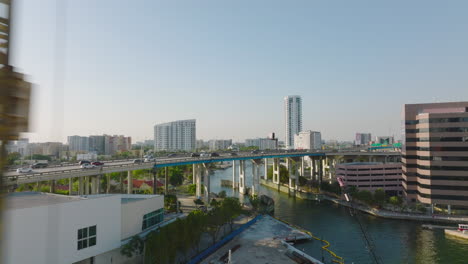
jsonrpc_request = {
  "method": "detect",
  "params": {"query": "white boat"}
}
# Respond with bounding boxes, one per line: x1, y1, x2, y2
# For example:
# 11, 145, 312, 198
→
458, 224, 468, 232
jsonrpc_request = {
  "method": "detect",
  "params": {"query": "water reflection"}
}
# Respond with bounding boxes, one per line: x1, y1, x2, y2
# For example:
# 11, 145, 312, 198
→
208, 163, 468, 264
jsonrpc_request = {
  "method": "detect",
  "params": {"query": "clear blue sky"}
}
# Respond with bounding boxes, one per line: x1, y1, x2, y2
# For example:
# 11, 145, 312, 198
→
11, 0, 468, 143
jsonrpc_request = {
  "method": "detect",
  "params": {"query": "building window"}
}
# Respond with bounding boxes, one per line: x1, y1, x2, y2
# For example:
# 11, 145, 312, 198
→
77, 225, 97, 250
142, 208, 164, 230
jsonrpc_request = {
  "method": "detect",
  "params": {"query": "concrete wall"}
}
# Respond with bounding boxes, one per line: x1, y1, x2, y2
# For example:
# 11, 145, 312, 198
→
120, 195, 164, 240
2, 195, 121, 264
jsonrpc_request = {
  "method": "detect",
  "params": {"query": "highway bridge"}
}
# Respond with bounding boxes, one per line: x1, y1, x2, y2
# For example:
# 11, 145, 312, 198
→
4, 151, 401, 202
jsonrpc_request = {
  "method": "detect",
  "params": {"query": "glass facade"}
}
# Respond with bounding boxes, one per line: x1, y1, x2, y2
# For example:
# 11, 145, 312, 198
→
142, 208, 164, 230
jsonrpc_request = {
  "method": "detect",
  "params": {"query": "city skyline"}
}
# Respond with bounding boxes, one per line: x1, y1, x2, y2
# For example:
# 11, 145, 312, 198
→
12, 0, 468, 143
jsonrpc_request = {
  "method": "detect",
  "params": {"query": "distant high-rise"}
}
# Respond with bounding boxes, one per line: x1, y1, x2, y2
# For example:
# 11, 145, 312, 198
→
154, 119, 196, 151
355, 133, 372, 146
67, 136, 89, 152
284, 95, 302, 149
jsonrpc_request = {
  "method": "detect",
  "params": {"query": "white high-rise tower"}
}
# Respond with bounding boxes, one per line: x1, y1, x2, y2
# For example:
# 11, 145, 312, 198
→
284, 95, 302, 149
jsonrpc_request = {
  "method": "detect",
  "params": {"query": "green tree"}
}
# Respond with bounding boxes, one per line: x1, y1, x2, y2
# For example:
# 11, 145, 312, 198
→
355, 190, 373, 204
373, 188, 386, 207
221, 197, 242, 232
388, 196, 402, 207
6, 152, 21, 165
187, 184, 196, 195
31, 154, 51, 161
120, 235, 144, 258
298, 176, 308, 186
218, 190, 227, 198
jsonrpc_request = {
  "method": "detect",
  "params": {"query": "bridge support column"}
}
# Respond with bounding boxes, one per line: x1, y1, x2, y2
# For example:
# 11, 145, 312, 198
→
239, 160, 246, 194
202, 164, 210, 203
192, 164, 196, 184
448, 204, 452, 215
272, 158, 280, 185
68, 177, 73, 195
287, 159, 297, 193
319, 157, 324, 185
164, 167, 168, 195
195, 164, 201, 199
251, 160, 260, 196
300, 156, 305, 177
127, 171, 133, 194
85, 177, 90, 195
264, 158, 268, 180
95, 175, 101, 194
78, 177, 83, 195
119, 174, 124, 193
106, 174, 111, 194
232, 160, 237, 189
49, 180, 56, 193
152, 169, 157, 195
311, 157, 316, 180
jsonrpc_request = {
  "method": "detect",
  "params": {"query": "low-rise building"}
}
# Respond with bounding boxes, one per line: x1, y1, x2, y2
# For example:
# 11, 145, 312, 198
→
336, 162, 403, 196
208, 139, 232, 151
294, 130, 322, 150
245, 138, 277, 150
2, 192, 164, 264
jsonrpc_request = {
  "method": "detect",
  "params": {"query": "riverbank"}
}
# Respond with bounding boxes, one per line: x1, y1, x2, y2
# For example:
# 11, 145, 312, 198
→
199, 215, 323, 264
260, 179, 468, 224
445, 229, 468, 240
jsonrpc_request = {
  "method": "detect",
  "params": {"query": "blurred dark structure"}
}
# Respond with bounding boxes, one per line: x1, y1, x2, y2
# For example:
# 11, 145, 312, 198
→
0, 0, 32, 259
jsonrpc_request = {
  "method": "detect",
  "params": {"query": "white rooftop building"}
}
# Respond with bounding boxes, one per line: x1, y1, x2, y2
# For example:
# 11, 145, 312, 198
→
2, 192, 164, 264
294, 130, 322, 150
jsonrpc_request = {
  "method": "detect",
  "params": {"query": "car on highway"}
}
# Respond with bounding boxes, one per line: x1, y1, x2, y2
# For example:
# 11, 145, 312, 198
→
144, 157, 155, 162
229, 152, 238, 156
133, 159, 143, 164
79, 160, 91, 165
16, 167, 33, 173
210, 153, 220, 157
251, 150, 259, 154
200, 153, 210, 157
91, 161, 104, 166
31, 162, 48, 169
81, 163, 95, 169
191, 153, 200, 157
167, 153, 177, 157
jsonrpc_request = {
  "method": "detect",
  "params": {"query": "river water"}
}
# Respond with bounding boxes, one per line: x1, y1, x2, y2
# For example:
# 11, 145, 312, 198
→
208, 163, 468, 264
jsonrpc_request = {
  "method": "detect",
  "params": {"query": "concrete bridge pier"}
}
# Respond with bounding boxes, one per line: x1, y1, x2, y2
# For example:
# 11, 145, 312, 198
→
195, 164, 202, 199
127, 171, 133, 194
68, 177, 73, 195
272, 158, 280, 185
78, 177, 84, 195
311, 157, 317, 181
239, 160, 246, 194
264, 158, 268, 180
107, 174, 111, 194
300, 156, 305, 178
152, 169, 157, 195
202, 163, 210, 203
232, 160, 237, 189
164, 167, 168, 195
319, 157, 324, 185
192, 164, 196, 184
84, 176, 90, 195
49, 180, 56, 193
251, 160, 261, 196
287, 159, 298, 195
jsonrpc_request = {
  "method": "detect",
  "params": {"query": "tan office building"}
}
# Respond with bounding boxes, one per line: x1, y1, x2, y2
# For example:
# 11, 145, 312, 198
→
402, 102, 468, 213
